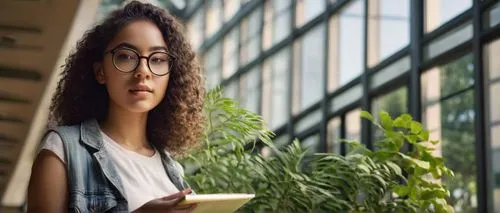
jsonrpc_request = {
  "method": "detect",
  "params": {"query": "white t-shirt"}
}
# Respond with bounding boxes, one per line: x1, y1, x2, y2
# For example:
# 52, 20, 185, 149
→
39, 131, 180, 211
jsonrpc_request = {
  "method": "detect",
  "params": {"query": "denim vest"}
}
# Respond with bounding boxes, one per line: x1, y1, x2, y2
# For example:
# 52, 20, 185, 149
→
49, 119, 188, 213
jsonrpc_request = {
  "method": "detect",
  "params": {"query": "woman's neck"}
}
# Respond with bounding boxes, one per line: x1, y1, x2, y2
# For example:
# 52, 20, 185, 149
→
99, 103, 151, 152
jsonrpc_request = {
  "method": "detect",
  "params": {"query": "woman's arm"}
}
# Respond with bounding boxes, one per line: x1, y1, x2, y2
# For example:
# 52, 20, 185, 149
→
27, 150, 68, 212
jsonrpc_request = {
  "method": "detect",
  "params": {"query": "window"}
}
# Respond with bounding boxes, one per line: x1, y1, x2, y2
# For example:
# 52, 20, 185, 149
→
423, 22, 473, 60
204, 42, 223, 90
224, 0, 240, 22
370, 56, 411, 89
483, 1, 500, 29
301, 133, 320, 155
372, 87, 408, 142
327, 117, 341, 154
421, 54, 477, 212
262, 47, 291, 130
485, 38, 500, 212
367, 0, 410, 67
223, 27, 239, 78
187, 9, 204, 51
240, 6, 263, 66
425, 0, 472, 33
240, 67, 261, 114
294, 24, 325, 113
295, 109, 322, 134
328, 0, 365, 92
205, 0, 223, 38
223, 80, 239, 101
346, 108, 362, 152
295, 0, 325, 27
263, 0, 292, 50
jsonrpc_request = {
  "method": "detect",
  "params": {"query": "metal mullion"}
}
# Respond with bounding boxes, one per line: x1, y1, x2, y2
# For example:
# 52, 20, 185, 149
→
473, 0, 490, 212
288, 0, 297, 139
340, 114, 347, 155
361, 0, 371, 150
320, 0, 330, 153
409, 0, 423, 123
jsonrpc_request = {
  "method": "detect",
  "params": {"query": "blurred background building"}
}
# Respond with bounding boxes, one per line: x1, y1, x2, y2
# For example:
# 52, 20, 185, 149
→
0, 0, 499, 212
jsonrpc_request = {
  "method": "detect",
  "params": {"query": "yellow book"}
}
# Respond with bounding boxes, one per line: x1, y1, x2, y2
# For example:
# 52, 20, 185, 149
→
179, 193, 255, 213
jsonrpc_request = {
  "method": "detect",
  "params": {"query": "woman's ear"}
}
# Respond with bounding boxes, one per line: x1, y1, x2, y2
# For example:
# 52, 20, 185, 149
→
93, 62, 106, 84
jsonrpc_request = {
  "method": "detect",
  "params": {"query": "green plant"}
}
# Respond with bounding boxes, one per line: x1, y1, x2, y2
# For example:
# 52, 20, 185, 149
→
180, 88, 455, 213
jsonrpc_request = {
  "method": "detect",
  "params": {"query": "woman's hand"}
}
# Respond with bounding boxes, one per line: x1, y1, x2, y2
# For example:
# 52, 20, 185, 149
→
133, 189, 197, 213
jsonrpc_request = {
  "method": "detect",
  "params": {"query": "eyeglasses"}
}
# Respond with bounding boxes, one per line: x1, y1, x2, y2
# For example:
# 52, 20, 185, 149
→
105, 47, 174, 76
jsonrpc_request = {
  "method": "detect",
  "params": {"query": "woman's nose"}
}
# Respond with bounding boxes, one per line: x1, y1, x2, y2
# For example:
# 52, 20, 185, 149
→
134, 58, 151, 79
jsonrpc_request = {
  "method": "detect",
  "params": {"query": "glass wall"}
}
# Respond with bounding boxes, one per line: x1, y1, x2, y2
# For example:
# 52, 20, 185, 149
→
371, 87, 408, 141
294, 24, 325, 113
328, 0, 365, 92
263, 0, 292, 50
295, 0, 325, 27
422, 54, 476, 212
204, 42, 222, 90
240, 6, 263, 66
181, 0, 500, 211
425, 0, 472, 32
205, 0, 223, 38
485, 37, 500, 212
262, 47, 290, 130
367, 0, 410, 66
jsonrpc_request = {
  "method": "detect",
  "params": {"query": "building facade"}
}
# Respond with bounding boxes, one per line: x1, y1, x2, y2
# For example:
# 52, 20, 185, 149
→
179, 0, 500, 212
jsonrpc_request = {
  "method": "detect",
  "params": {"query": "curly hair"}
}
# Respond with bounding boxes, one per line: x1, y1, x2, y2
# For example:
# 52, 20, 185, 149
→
49, 1, 205, 156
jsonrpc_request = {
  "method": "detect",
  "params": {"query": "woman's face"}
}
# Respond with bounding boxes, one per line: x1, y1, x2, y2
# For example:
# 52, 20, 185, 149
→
95, 20, 170, 113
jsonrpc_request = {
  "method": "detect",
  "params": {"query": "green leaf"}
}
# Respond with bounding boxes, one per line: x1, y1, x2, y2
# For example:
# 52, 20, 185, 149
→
393, 185, 410, 197
360, 110, 375, 123
410, 121, 423, 134
399, 153, 430, 170
379, 111, 393, 131
393, 113, 412, 128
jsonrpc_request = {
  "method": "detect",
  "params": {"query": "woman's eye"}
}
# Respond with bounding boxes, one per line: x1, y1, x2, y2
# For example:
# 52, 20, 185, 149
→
116, 54, 135, 61
150, 57, 167, 64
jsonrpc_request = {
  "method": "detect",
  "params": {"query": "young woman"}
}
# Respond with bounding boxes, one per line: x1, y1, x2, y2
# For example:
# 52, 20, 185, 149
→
27, 1, 204, 212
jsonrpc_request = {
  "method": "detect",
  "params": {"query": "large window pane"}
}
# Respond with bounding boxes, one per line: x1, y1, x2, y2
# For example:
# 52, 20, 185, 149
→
301, 133, 320, 155
346, 108, 361, 152
370, 56, 411, 89
263, 0, 292, 50
367, 0, 410, 67
240, 67, 261, 114
187, 9, 204, 51
421, 54, 476, 212
295, 109, 322, 134
327, 117, 341, 154
204, 42, 223, 90
422, 54, 474, 104
484, 2, 500, 29
223, 80, 239, 101
240, 6, 263, 66
425, 0, 472, 33
224, 0, 240, 22
223, 27, 239, 78
423, 22, 473, 60
295, 0, 325, 27
262, 47, 291, 130
294, 24, 325, 113
205, 0, 223, 38
372, 87, 408, 142
485, 38, 500, 212
328, 0, 365, 92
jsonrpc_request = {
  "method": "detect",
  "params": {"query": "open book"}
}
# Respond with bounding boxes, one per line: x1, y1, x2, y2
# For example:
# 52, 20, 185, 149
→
179, 193, 255, 213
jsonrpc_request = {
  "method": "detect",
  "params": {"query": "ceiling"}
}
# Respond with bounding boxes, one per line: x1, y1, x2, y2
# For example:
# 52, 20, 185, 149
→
0, 0, 101, 210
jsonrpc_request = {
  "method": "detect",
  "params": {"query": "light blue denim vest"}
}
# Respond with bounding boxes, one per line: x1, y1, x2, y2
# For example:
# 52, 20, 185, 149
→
48, 119, 188, 213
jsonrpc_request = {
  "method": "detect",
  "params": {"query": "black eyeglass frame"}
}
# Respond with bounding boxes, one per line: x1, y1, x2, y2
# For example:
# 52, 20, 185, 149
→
104, 47, 175, 76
